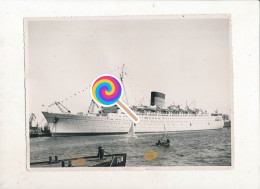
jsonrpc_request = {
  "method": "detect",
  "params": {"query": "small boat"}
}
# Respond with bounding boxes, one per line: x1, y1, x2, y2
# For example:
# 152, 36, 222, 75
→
30, 147, 127, 167
155, 122, 170, 147
155, 138, 170, 147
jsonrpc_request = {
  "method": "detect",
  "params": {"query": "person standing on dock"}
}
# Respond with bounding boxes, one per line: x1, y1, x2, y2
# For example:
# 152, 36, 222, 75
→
97, 146, 105, 159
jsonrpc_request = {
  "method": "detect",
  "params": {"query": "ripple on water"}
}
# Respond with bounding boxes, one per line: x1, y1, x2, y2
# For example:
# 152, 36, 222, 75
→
30, 128, 231, 166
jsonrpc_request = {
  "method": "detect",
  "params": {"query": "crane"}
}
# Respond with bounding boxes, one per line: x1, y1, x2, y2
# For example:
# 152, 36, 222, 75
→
88, 100, 100, 114
48, 101, 71, 113
188, 100, 196, 110
29, 113, 37, 128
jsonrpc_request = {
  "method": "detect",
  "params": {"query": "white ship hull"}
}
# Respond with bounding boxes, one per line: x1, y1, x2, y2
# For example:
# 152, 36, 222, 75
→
42, 111, 224, 137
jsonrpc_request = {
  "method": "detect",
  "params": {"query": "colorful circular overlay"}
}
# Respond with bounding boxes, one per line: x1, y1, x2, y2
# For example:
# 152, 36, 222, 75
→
91, 75, 122, 106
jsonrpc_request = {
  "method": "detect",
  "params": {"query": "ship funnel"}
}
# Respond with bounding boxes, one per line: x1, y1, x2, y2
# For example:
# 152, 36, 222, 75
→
150, 91, 165, 108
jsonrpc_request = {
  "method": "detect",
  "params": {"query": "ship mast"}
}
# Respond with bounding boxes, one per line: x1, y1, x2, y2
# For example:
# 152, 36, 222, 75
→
120, 64, 129, 105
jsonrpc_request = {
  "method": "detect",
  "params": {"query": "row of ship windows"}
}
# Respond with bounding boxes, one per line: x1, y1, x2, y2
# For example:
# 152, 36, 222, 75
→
72, 122, 131, 126
73, 124, 128, 128
70, 120, 213, 124
71, 123, 210, 127
74, 117, 214, 120
142, 117, 213, 120
110, 114, 212, 117
70, 116, 215, 120
71, 122, 212, 126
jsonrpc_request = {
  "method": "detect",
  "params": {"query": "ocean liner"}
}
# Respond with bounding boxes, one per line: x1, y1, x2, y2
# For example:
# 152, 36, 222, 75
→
42, 66, 224, 137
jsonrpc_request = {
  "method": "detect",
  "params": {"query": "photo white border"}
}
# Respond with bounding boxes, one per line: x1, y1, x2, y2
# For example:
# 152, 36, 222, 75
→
0, 1, 259, 189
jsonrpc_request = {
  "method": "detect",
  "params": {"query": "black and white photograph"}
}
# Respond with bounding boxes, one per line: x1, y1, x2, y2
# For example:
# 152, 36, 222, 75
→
25, 15, 232, 168
1, 1, 260, 189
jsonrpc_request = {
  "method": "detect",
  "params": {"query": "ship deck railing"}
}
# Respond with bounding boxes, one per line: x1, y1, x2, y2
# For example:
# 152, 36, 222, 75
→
135, 113, 210, 117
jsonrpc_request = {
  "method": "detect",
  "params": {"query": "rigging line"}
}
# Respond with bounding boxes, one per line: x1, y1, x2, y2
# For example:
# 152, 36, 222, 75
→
123, 82, 128, 105
120, 65, 129, 105
59, 87, 88, 103
124, 67, 137, 105
126, 67, 144, 98
128, 76, 144, 105
130, 77, 138, 104
125, 73, 138, 105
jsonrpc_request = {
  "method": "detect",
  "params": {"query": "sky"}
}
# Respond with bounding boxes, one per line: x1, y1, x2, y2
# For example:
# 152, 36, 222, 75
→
26, 16, 232, 122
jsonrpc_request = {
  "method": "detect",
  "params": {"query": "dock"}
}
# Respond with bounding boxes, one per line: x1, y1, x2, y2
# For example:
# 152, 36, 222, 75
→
30, 148, 127, 167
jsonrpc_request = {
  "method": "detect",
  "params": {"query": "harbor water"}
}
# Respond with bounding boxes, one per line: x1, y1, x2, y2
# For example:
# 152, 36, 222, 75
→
30, 127, 231, 166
